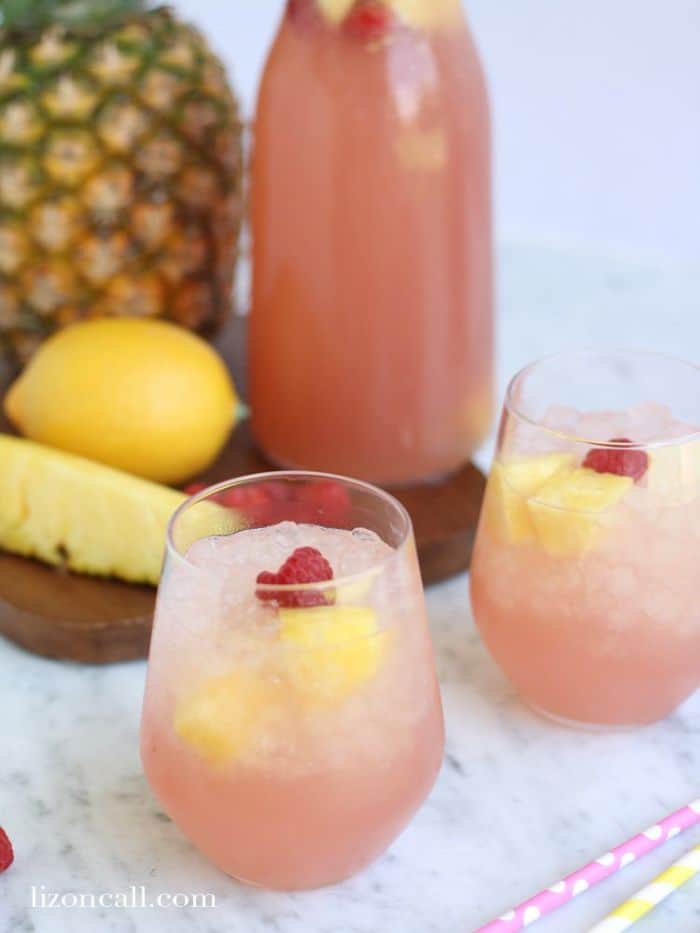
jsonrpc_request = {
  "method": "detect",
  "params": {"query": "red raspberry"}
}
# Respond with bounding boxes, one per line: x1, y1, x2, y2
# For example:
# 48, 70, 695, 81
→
184, 482, 207, 497
256, 546, 334, 608
583, 437, 649, 483
297, 481, 353, 527
344, 1, 395, 40
0, 827, 13, 872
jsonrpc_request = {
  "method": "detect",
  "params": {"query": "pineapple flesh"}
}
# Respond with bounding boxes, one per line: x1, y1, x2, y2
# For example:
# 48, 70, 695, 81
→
527, 467, 632, 557
0, 2, 243, 363
0, 432, 186, 583
484, 453, 634, 557
483, 453, 574, 544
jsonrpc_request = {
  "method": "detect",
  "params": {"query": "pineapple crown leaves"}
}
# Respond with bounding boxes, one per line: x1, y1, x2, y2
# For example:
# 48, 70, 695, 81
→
0, 0, 150, 30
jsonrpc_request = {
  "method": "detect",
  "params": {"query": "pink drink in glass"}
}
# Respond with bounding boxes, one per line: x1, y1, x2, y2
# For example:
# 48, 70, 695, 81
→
470, 351, 700, 727
250, 0, 493, 485
141, 474, 444, 889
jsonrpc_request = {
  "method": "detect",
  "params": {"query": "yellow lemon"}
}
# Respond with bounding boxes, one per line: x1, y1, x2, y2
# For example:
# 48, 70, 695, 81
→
4, 318, 239, 485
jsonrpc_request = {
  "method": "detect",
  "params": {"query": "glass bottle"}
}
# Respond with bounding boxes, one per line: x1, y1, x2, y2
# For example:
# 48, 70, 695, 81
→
250, 0, 493, 485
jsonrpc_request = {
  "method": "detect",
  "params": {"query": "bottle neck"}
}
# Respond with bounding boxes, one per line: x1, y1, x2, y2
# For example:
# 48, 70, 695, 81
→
287, 0, 464, 31
286, 0, 465, 37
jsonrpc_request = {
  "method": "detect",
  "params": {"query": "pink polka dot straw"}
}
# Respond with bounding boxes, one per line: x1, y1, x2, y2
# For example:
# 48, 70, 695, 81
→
474, 798, 700, 932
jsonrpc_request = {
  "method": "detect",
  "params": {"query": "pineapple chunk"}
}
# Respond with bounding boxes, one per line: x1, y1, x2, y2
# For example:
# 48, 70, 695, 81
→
483, 453, 574, 544
318, 0, 355, 23
389, 0, 462, 30
174, 671, 269, 765
527, 467, 632, 557
0, 433, 187, 584
319, 0, 462, 30
280, 605, 389, 703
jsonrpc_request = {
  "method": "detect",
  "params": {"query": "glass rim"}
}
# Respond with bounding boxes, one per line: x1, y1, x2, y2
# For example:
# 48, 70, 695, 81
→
505, 347, 700, 450
166, 470, 414, 590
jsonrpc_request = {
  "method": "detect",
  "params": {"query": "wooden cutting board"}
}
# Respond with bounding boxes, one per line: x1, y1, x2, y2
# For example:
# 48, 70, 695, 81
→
0, 317, 485, 664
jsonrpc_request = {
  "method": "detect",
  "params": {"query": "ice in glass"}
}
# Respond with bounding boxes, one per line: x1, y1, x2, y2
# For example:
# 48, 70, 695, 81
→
471, 351, 700, 727
141, 473, 444, 889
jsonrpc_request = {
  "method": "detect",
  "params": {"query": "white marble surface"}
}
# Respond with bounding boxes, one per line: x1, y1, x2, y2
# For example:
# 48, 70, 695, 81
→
2, 244, 700, 933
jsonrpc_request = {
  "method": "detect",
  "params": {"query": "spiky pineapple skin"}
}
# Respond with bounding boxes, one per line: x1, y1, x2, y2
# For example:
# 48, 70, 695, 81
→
0, 7, 243, 363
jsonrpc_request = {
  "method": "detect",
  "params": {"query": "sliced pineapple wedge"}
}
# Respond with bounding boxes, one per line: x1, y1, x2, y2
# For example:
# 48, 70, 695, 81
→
527, 467, 632, 557
483, 452, 574, 544
388, 0, 463, 30
0, 433, 233, 584
173, 607, 390, 765
280, 605, 389, 704
174, 670, 272, 766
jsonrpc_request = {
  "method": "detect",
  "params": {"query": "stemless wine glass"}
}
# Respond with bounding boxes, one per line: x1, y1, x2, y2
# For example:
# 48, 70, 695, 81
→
141, 472, 444, 890
470, 350, 700, 728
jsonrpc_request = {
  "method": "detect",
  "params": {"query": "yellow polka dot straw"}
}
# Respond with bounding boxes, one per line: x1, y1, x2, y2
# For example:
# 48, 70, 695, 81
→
586, 844, 700, 933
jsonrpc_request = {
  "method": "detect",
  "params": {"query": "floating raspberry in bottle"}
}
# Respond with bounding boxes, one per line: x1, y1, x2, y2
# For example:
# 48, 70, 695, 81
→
0, 827, 13, 872
583, 438, 649, 483
257, 546, 334, 608
344, 1, 395, 40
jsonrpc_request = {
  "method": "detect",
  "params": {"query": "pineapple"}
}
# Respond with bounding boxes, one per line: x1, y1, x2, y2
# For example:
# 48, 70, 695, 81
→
0, 0, 243, 363
174, 670, 278, 765
0, 432, 186, 583
280, 605, 390, 704
174, 606, 390, 765
483, 453, 634, 555
527, 467, 633, 558
0, 434, 239, 583
483, 453, 574, 544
